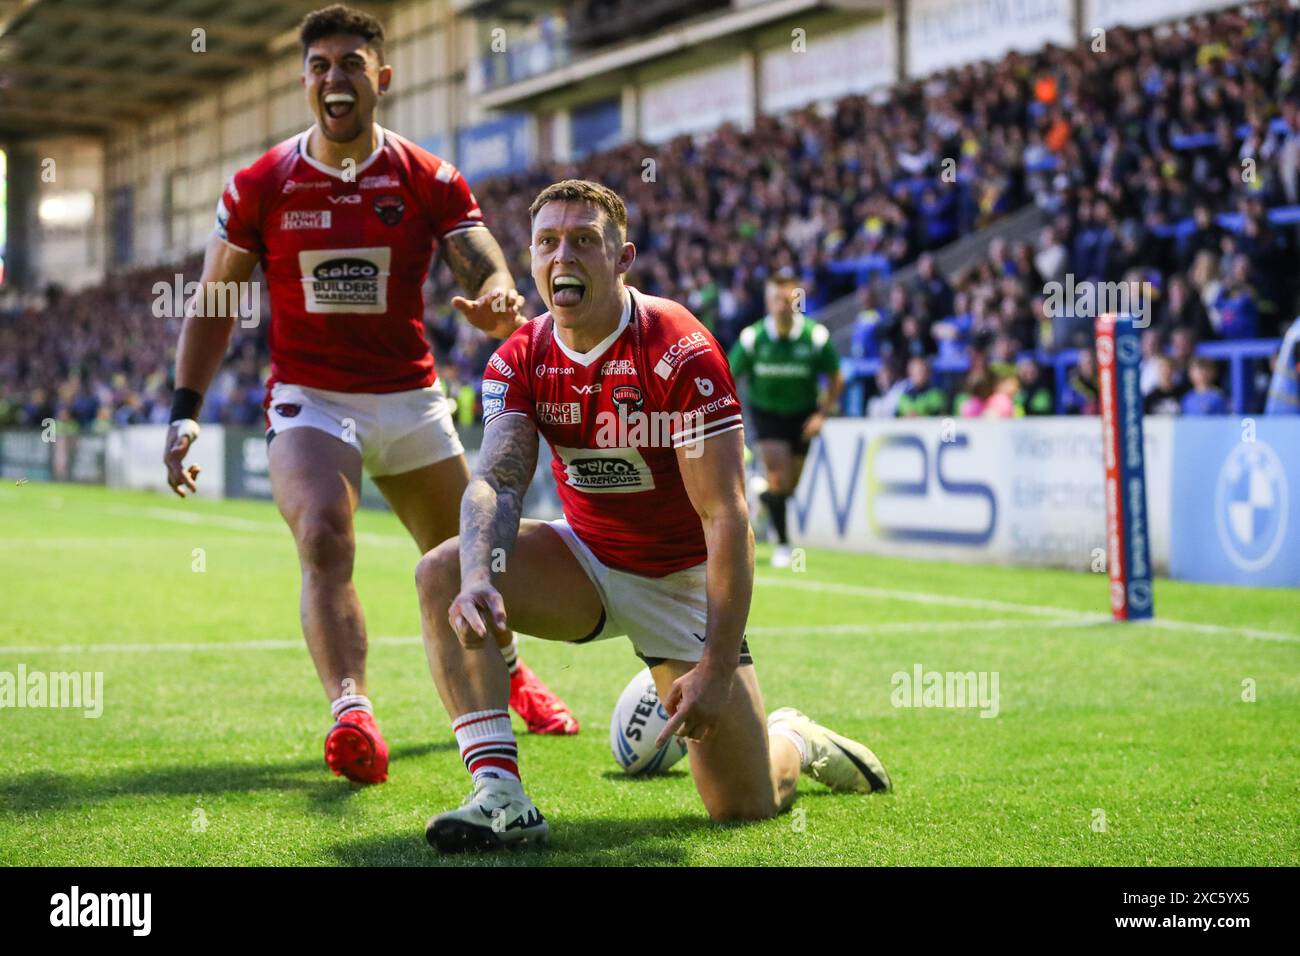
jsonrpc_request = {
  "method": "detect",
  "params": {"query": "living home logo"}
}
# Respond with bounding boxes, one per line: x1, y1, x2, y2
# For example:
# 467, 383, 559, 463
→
281, 210, 331, 230
1215, 440, 1288, 572
0, 665, 103, 718
891, 664, 1000, 718
536, 402, 582, 425
50, 886, 150, 936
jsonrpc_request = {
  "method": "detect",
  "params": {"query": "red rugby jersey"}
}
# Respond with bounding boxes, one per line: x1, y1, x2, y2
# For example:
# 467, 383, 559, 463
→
215, 125, 483, 393
481, 288, 744, 577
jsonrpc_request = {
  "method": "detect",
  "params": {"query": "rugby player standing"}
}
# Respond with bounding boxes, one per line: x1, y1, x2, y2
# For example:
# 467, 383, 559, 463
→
728, 271, 843, 567
162, 5, 577, 787
414, 180, 890, 851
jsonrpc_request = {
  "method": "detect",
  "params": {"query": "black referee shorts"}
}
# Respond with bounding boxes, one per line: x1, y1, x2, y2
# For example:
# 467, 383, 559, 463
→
749, 405, 817, 456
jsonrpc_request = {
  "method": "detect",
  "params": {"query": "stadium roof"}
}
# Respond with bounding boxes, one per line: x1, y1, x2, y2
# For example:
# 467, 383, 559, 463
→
0, 0, 391, 139
474, 0, 887, 111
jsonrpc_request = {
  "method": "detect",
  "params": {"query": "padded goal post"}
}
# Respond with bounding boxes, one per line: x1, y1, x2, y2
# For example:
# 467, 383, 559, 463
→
1096, 315, 1154, 621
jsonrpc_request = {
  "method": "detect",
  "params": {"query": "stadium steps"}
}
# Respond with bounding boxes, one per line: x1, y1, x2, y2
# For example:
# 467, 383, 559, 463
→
822, 204, 1049, 351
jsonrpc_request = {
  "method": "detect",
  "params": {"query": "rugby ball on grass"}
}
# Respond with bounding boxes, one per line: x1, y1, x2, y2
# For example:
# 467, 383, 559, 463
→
610, 668, 688, 775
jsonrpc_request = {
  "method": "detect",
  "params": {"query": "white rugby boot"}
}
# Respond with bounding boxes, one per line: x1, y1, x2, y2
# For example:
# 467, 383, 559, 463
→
768, 707, 891, 794
425, 776, 550, 853
771, 544, 793, 568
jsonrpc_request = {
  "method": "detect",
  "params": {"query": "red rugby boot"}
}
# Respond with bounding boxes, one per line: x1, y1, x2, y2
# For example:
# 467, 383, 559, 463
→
509, 663, 579, 735
325, 710, 390, 784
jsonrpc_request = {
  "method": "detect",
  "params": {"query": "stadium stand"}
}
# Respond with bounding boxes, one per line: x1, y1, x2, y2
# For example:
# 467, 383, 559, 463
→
2, 1, 1297, 430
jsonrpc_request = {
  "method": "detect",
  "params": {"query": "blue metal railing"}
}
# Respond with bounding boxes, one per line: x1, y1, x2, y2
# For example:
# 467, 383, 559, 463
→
840, 336, 1285, 416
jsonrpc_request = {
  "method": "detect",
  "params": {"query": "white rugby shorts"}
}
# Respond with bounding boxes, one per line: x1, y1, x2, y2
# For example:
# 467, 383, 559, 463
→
266, 380, 463, 477
548, 518, 753, 667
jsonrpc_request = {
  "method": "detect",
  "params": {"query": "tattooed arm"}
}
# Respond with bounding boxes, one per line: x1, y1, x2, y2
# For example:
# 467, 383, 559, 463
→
441, 227, 526, 338
448, 413, 540, 647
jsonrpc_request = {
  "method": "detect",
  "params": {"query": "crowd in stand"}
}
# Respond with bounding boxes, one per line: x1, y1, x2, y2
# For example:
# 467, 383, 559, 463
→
852, 1, 1300, 419
3, 1, 1298, 431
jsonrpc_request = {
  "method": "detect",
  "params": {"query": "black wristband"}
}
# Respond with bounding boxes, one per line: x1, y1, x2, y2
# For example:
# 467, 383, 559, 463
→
169, 387, 203, 422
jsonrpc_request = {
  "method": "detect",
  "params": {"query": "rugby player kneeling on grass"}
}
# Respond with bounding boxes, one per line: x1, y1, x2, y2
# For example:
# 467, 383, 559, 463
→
415, 180, 891, 852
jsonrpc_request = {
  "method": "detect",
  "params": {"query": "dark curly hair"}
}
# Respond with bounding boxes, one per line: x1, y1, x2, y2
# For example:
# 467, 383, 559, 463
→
299, 4, 385, 64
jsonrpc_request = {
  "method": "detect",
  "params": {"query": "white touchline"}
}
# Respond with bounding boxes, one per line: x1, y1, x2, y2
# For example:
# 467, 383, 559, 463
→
753, 576, 1300, 644
0, 635, 422, 655
747, 618, 1099, 636
754, 575, 1096, 619
3, 612, 1295, 656
0, 620, 1085, 656
14, 495, 1297, 646
105, 503, 409, 548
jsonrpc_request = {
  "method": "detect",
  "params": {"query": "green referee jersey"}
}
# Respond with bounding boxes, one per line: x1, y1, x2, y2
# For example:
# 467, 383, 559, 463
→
728, 314, 840, 415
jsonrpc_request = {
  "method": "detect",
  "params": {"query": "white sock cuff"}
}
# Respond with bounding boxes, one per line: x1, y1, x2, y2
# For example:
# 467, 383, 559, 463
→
451, 708, 514, 744
769, 723, 809, 768
331, 694, 372, 719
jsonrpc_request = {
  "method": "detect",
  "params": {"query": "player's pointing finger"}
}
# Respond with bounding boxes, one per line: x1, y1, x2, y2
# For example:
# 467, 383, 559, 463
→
655, 706, 688, 749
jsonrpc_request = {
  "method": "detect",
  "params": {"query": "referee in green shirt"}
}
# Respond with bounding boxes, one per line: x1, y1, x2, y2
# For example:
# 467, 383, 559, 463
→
728, 271, 843, 567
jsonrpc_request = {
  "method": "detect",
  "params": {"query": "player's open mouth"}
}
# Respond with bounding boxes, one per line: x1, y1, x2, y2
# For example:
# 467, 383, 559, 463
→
552, 275, 586, 307
322, 91, 356, 119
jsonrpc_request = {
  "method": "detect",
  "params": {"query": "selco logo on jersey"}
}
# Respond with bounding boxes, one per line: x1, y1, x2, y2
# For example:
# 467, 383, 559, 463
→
297, 247, 391, 314
555, 445, 654, 493
314, 259, 378, 280
654, 331, 712, 379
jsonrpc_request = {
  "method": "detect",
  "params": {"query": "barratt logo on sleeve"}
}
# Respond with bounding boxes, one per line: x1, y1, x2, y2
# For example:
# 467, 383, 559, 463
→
654, 331, 711, 379
296, 247, 391, 314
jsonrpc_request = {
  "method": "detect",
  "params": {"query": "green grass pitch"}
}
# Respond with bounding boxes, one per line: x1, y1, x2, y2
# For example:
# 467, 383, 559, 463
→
1, 482, 1297, 866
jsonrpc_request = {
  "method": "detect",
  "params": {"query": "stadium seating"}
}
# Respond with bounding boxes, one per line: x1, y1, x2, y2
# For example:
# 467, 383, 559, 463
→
3, 1, 1298, 429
